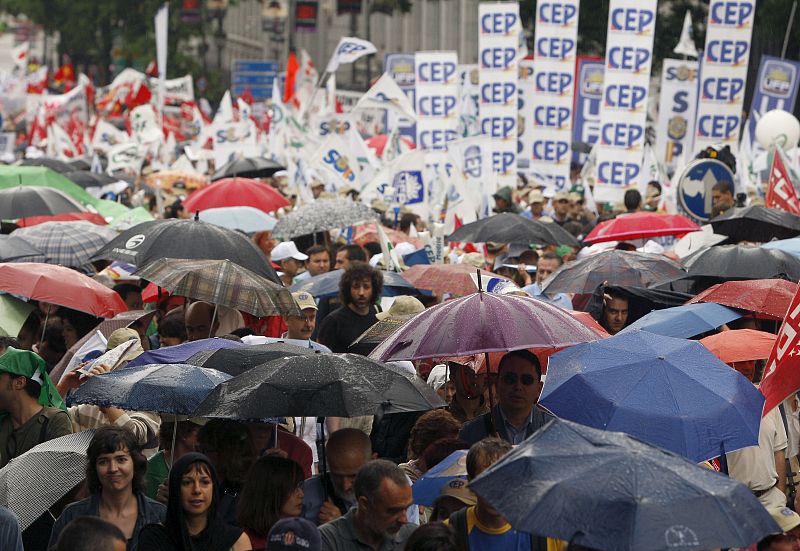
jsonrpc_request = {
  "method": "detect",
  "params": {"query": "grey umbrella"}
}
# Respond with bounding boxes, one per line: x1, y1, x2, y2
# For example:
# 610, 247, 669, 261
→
0, 186, 86, 219
446, 212, 580, 247
0, 235, 44, 261
12, 221, 117, 267
272, 199, 378, 240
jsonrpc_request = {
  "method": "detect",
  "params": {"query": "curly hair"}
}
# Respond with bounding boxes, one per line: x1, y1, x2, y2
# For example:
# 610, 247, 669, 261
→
407, 410, 461, 459
339, 261, 383, 306
86, 426, 148, 495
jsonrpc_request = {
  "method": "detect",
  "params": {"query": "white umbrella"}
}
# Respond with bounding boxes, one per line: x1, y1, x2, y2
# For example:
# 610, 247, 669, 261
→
672, 226, 727, 259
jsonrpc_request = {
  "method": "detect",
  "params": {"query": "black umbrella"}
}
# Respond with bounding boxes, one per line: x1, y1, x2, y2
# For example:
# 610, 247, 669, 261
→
542, 250, 686, 294
0, 234, 44, 261
446, 213, 580, 247
63, 170, 118, 189
583, 284, 694, 328
684, 244, 800, 281
711, 205, 800, 243
19, 157, 74, 174
0, 186, 87, 219
193, 353, 445, 419
211, 157, 285, 181
186, 343, 319, 376
91, 219, 280, 283
67, 159, 91, 171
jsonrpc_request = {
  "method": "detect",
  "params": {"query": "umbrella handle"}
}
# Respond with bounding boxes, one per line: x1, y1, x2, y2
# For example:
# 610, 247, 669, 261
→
319, 417, 328, 502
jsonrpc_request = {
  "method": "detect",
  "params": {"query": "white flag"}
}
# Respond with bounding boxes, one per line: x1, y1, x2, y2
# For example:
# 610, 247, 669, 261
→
214, 90, 235, 124
325, 37, 377, 73
11, 43, 28, 74
673, 10, 699, 58
310, 134, 362, 191
47, 123, 78, 160
362, 149, 428, 220
130, 104, 163, 145
375, 223, 402, 272
354, 72, 417, 121
106, 142, 146, 174
91, 120, 129, 154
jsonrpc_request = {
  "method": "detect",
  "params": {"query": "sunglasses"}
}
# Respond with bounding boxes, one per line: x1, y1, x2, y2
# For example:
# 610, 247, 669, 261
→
501, 372, 537, 386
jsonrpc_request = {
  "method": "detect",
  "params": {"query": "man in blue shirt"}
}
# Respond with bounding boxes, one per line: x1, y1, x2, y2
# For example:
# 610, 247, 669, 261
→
521, 252, 572, 310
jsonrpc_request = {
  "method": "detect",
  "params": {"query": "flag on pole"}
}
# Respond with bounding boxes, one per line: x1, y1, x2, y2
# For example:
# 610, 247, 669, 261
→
760, 284, 800, 414
154, 3, 169, 127
354, 72, 417, 121
325, 37, 377, 73
766, 146, 800, 215
375, 223, 402, 272
673, 10, 699, 58
11, 43, 28, 74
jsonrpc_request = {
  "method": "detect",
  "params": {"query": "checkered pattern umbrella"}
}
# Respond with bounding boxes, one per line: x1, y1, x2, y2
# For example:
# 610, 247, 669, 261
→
12, 221, 117, 267
136, 257, 299, 317
272, 199, 378, 240
0, 430, 96, 530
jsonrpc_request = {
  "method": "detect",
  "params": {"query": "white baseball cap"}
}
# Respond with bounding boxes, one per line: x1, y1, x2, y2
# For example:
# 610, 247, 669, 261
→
272, 241, 308, 262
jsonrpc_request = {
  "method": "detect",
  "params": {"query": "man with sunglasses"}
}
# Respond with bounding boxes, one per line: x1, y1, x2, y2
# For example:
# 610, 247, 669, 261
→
458, 350, 550, 445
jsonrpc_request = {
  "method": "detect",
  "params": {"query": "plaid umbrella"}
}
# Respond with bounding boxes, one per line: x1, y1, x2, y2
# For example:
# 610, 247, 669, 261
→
0, 430, 96, 530
272, 199, 378, 240
12, 221, 117, 267
135, 257, 299, 317
351, 315, 416, 346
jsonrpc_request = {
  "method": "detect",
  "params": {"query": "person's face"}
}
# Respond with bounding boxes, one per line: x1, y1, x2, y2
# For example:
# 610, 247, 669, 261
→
554, 198, 571, 216
535, 258, 560, 286
281, 258, 302, 278
497, 355, 541, 414
246, 423, 274, 454
358, 479, 413, 538
160, 335, 185, 348
603, 297, 629, 335
312, 184, 324, 199
285, 308, 317, 340
16, 327, 35, 350
454, 366, 486, 400
414, 218, 427, 232
180, 464, 214, 518
335, 249, 350, 270
280, 480, 305, 518
306, 251, 330, 277
432, 496, 468, 521
350, 278, 374, 310
530, 201, 544, 216
495, 198, 509, 211
184, 309, 214, 342
711, 189, 733, 209
443, 380, 456, 403
62, 318, 79, 349
95, 447, 135, 493
328, 451, 367, 501
731, 360, 756, 382
124, 291, 143, 311
0, 373, 19, 409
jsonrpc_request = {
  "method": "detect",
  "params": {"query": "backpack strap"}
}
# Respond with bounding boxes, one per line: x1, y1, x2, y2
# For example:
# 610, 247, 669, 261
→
448, 507, 470, 551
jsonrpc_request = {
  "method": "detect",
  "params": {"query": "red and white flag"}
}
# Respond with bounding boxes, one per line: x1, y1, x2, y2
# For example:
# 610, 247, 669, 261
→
760, 282, 800, 414
766, 146, 800, 215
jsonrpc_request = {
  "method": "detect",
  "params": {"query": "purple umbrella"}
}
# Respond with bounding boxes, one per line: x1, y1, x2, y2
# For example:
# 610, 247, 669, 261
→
368, 292, 601, 362
126, 338, 243, 368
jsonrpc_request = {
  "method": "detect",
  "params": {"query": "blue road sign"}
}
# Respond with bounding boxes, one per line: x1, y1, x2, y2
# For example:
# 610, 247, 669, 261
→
677, 158, 735, 223
231, 59, 279, 101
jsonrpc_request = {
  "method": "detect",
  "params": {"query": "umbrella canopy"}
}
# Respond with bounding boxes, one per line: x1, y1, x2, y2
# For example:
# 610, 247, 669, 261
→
19, 157, 74, 173
186, 342, 318, 377
0, 430, 97, 530
0, 166, 97, 207
68, 363, 231, 415
401, 264, 509, 296
711, 205, 800, 243
0, 234, 44, 261
197, 206, 277, 233
145, 169, 208, 191
686, 278, 799, 319
351, 315, 416, 346
350, 224, 423, 248
369, 292, 600, 362
620, 302, 743, 339
211, 157, 285, 181
567, 310, 610, 337
541, 250, 686, 294
683, 245, 800, 281
0, 295, 35, 338
63, 170, 117, 189
15, 211, 108, 227
763, 236, 800, 258
411, 450, 468, 506
446, 213, 580, 247
700, 329, 777, 364
135, 258, 298, 317
183, 177, 290, 214
469, 418, 779, 551
0, 263, 127, 318
108, 206, 154, 231
68, 159, 91, 171
0, 186, 86, 219
127, 338, 244, 368
584, 212, 699, 244
272, 200, 378, 240
290, 268, 418, 298
92, 219, 280, 283
672, 228, 728, 259
12, 221, 117, 267
539, 330, 764, 462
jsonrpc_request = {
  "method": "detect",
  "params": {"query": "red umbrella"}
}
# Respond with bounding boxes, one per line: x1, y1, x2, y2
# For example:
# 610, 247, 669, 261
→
182, 177, 290, 214
567, 310, 610, 337
365, 134, 416, 157
16, 212, 108, 227
700, 329, 776, 364
351, 224, 423, 248
583, 212, 699, 244
0, 263, 127, 318
402, 264, 510, 296
686, 279, 798, 320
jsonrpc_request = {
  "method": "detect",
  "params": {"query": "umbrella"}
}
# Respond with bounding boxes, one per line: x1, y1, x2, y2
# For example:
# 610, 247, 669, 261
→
763, 236, 800, 258
68, 363, 231, 415
446, 213, 580, 247
583, 212, 699, 244
197, 206, 277, 233
135, 258, 298, 317
401, 264, 509, 296
0, 430, 97, 530
469, 418, 780, 551
619, 302, 743, 339
211, 157, 285, 181
193, 353, 445, 419
107, 206, 154, 231
63, 170, 117, 189
145, 169, 208, 191
539, 330, 764, 462
350, 224, 424, 248
411, 450, 468, 506
0, 166, 97, 207
68, 159, 91, 171
567, 310, 610, 337
700, 329, 777, 364
183, 177, 290, 214
686, 278, 799, 319
126, 338, 244, 368
683, 245, 800, 281
272, 200, 378, 240
290, 268, 419, 298
0, 263, 127, 318
541, 250, 686, 294
91, 218, 280, 283
672, 228, 728, 259
11, 221, 117, 267
351, 315, 416, 346
19, 157, 74, 173
15, 211, 108, 227
0, 295, 35, 338
369, 292, 600, 362
711, 205, 800, 243
0, 235, 44, 261
186, 342, 318, 377
0, 186, 87, 219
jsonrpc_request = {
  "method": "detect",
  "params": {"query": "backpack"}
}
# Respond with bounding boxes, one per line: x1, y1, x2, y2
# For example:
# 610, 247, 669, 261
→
448, 507, 548, 551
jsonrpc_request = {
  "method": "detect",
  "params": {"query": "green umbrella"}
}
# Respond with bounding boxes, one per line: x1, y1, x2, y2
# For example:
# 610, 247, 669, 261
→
0, 166, 97, 208
92, 199, 131, 222
109, 206, 154, 231
0, 295, 35, 338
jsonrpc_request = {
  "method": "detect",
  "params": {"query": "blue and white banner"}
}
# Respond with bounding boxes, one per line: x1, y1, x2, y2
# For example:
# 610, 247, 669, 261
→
748, 54, 800, 142
529, 0, 579, 192
448, 136, 496, 218
594, 0, 657, 201
361, 149, 429, 220
310, 134, 362, 191
415, 51, 459, 151
517, 59, 534, 172
572, 56, 604, 166
458, 65, 480, 138
692, 0, 755, 156
655, 59, 699, 172
384, 53, 416, 140
325, 37, 377, 73
478, 2, 520, 188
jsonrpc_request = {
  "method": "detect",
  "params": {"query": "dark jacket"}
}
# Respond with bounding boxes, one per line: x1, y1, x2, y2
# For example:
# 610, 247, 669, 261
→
458, 405, 551, 445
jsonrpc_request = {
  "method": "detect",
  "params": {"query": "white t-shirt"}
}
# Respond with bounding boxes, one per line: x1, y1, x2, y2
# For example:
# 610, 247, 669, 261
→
726, 406, 788, 491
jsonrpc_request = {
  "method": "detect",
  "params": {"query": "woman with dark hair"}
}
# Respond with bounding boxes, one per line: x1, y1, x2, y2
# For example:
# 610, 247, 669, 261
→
404, 522, 457, 551
138, 452, 250, 551
48, 426, 166, 551
237, 455, 305, 548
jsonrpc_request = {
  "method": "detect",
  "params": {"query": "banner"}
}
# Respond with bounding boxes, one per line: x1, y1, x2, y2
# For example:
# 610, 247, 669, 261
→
572, 56, 603, 166
529, 0, 579, 192
415, 51, 459, 151
594, 0, 657, 201
748, 55, 800, 143
354, 72, 417, 121
361, 149, 428, 219
106, 142, 146, 174
325, 37, 377, 73
766, 146, 800, 215
384, 53, 416, 139
692, 0, 755, 156
478, 2, 520, 188
517, 60, 534, 172
655, 59, 699, 172
91, 120, 129, 153
760, 284, 800, 414
310, 134, 362, 191
448, 136, 496, 219
457, 65, 480, 138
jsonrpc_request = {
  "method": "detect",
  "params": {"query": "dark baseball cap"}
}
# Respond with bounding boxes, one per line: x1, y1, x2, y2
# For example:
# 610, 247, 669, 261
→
267, 518, 321, 551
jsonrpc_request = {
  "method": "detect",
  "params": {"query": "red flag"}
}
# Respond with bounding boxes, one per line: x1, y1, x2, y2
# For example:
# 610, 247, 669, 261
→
760, 282, 800, 414
766, 147, 800, 215
284, 51, 299, 104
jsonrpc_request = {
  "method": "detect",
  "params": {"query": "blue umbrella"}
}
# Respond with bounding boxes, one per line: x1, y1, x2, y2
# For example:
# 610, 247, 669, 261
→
762, 236, 800, 258
412, 450, 468, 506
67, 363, 231, 415
470, 418, 780, 551
620, 302, 743, 338
127, 338, 243, 368
539, 330, 764, 463
290, 269, 419, 297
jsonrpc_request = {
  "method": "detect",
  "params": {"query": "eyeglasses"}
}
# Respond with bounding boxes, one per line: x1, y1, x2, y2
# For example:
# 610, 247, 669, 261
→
501, 372, 537, 386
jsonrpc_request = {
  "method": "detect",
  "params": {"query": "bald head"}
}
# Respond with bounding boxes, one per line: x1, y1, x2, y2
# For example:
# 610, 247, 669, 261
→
325, 429, 372, 502
184, 302, 219, 341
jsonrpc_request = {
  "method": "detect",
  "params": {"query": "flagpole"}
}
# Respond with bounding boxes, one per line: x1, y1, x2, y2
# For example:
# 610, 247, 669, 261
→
782, 1, 798, 59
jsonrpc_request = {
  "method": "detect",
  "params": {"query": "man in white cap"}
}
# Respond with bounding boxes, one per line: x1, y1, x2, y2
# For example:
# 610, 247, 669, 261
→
282, 292, 331, 353
273, 241, 309, 286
